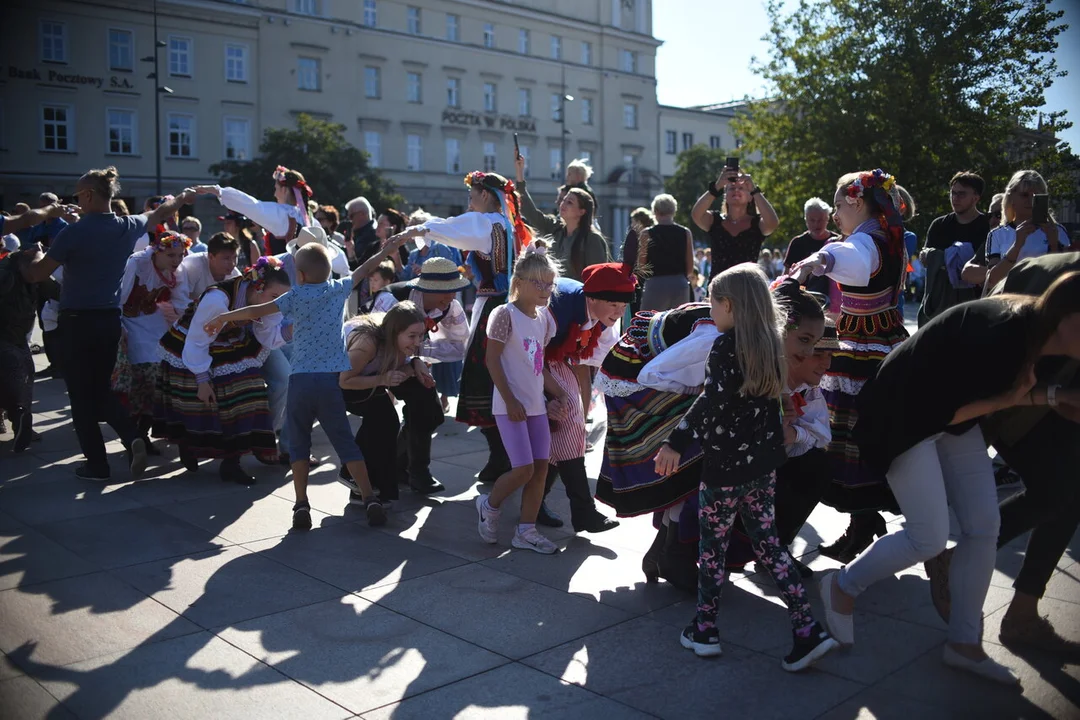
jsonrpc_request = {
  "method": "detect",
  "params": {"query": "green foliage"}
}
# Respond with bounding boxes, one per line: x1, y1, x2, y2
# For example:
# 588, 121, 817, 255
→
208, 114, 402, 213
663, 145, 732, 245
735, 0, 1073, 242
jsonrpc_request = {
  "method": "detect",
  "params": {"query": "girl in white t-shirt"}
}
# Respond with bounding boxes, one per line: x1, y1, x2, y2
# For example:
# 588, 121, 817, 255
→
984, 169, 1070, 291
476, 241, 562, 554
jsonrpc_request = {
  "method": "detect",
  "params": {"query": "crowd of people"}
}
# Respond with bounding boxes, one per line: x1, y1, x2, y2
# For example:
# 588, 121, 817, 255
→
1, 153, 1078, 682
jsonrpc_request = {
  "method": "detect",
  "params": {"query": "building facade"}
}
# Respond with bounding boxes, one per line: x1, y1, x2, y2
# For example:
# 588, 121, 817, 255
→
657, 102, 744, 179
1, 0, 671, 245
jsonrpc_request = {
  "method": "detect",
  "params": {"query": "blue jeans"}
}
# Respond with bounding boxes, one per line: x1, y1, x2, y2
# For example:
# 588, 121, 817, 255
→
262, 345, 292, 448
284, 372, 363, 464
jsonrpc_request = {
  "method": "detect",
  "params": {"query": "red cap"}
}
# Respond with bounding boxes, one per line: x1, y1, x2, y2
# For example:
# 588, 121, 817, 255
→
581, 262, 637, 302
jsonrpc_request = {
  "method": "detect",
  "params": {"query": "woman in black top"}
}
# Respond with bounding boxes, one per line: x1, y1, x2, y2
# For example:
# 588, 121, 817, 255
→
690, 165, 779, 278
639, 194, 694, 311
820, 271, 1080, 685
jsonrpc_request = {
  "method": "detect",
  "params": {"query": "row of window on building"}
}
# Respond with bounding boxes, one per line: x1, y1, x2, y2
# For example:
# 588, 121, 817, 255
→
38, 104, 251, 160
284, 0, 643, 70
39, 20, 251, 82
360, 130, 611, 179
664, 130, 726, 155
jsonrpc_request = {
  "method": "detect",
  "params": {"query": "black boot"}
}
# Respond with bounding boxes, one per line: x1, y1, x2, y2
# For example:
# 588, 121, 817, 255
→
404, 415, 444, 495
179, 444, 199, 473
643, 522, 667, 583
818, 512, 887, 564
220, 457, 256, 486
558, 458, 619, 533
658, 524, 698, 592
536, 466, 565, 527
478, 426, 511, 484
136, 416, 161, 456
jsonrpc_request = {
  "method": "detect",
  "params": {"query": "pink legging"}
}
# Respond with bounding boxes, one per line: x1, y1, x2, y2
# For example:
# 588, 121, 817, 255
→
494, 414, 551, 468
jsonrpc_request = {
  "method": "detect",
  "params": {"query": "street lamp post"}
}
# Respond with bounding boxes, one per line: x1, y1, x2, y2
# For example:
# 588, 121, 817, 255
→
140, 0, 173, 195
558, 64, 573, 180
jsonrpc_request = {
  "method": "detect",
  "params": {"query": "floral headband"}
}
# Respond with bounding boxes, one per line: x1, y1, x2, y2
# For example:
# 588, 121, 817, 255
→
844, 168, 896, 205
463, 171, 515, 196
244, 255, 284, 291
151, 229, 192, 252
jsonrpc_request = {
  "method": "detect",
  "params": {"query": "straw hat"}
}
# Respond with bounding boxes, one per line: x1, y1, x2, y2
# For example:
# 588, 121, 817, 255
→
410, 257, 471, 293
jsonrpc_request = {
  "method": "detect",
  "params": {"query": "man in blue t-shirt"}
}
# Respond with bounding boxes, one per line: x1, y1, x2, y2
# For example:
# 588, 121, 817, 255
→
26, 167, 193, 481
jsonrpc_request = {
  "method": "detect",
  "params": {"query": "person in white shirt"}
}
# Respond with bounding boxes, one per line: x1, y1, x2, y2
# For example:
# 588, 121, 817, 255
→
984, 169, 1070, 291
173, 232, 242, 316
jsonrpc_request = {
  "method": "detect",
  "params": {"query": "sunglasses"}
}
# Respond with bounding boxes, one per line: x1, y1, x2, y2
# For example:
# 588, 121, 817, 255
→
182, 225, 198, 231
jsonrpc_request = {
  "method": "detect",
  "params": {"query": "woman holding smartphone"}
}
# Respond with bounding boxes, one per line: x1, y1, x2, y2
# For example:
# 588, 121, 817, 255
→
984, 170, 1070, 291
690, 160, 780, 279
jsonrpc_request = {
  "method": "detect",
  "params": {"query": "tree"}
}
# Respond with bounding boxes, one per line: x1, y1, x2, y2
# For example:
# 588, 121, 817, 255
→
735, 0, 1072, 241
664, 145, 733, 246
208, 114, 402, 214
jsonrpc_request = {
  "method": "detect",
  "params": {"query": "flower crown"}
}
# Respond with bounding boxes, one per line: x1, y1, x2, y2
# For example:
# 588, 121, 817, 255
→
273, 165, 313, 196
244, 255, 284, 291
844, 169, 897, 205
463, 171, 515, 196
151, 229, 192, 252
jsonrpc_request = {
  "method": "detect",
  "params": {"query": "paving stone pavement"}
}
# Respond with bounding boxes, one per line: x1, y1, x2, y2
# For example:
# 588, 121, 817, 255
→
1, 347, 1078, 719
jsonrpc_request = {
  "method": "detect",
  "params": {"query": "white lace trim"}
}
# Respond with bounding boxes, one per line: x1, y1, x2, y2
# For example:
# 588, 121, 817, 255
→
598, 374, 645, 398
820, 374, 866, 396
163, 346, 271, 378
838, 340, 898, 354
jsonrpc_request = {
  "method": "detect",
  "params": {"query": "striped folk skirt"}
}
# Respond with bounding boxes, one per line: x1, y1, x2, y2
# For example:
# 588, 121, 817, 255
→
819, 308, 907, 513
546, 361, 587, 463
153, 361, 277, 461
596, 387, 702, 517
455, 294, 506, 428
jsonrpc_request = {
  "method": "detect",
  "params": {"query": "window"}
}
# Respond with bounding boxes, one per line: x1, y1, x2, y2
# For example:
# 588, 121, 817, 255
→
41, 105, 72, 151
362, 0, 377, 27
636, 0, 648, 32
665, 130, 677, 154
446, 138, 461, 174
108, 29, 133, 71
550, 147, 563, 179
447, 78, 461, 107
483, 83, 497, 112
620, 50, 637, 73
581, 41, 592, 66
407, 72, 422, 103
579, 149, 593, 167
518, 29, 529, 54
106, 109, 136, 155
293, 0, 317, 15
518, 88, 531, 116
225, 44, 248, 82
551, 93, 562, 122
550, 35, 562, 60
297, 57, 320, 90
611, 0, 622, 27
519, 145, 530, 178
40, 21, 67, 63
623, 103, 638, 129
710, 135, 722, 149
169, 36, 193, 77
682, 132, 694, 151
407, 7, 421, 35
364, 66, 381, 98
406, 134, 423, 171
446, 14, 459, 42
167, 113, 195, 158
364, 131, 381, 167
483, 23, 495, 48
483, 142, 497, 172
224, 117, 250, 160
581, 98, 594, 125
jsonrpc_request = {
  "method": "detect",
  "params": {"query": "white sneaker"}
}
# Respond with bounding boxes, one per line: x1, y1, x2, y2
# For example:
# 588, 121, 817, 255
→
942, 645, 1020, 685
512, 526, 558, 554
819, 571, 855, 645
476, 494, 500, 544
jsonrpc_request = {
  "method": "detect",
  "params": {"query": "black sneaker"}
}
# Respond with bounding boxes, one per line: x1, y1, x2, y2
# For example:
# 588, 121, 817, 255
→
292, 502, 312, 531
408, 474, 445, 495
12, 411, 33, 453
680, 622, 722, 658
75, 462, 111, 482
336, 467, 359, 493
782, 622, 839, 672
364, 497, 387, 527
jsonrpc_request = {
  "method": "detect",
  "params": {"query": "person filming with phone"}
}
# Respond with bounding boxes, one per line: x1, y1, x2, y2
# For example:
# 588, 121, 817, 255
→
690, 158, 780, 280
984, 170, 1070, 293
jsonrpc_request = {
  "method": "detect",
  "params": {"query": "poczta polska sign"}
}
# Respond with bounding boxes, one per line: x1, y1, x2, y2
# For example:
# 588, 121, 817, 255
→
8, 66, 135, 90
441, 109, 537, 133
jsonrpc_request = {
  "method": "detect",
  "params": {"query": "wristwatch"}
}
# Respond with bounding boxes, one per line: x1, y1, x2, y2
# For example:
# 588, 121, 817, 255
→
751, 186, 762, 196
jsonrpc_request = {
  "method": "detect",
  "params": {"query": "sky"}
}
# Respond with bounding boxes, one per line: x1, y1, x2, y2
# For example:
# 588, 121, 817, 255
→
654, 0, 1080, 151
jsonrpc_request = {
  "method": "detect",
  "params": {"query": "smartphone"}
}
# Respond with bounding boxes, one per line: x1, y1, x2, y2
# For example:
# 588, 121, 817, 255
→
1032, 194, 1050, 225
725, 156, 740, 171
513, 133, 520, 160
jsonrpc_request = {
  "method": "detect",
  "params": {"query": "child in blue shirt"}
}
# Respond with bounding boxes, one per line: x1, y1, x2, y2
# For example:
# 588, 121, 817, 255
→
206, 236, 407, 530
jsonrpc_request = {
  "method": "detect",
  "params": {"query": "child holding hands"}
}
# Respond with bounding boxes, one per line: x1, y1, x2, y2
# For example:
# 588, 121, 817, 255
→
204, 234, 408, 530
654, 263, 838, 672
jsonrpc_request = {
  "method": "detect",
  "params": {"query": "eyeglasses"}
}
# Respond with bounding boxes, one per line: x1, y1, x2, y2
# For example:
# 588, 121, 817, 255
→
181, 225, 198, 232
528, 279, 556, 292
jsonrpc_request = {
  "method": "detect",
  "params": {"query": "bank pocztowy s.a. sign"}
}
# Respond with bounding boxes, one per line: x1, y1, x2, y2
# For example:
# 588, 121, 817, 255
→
8, 66, 134, 90
442, 109, 537, 133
